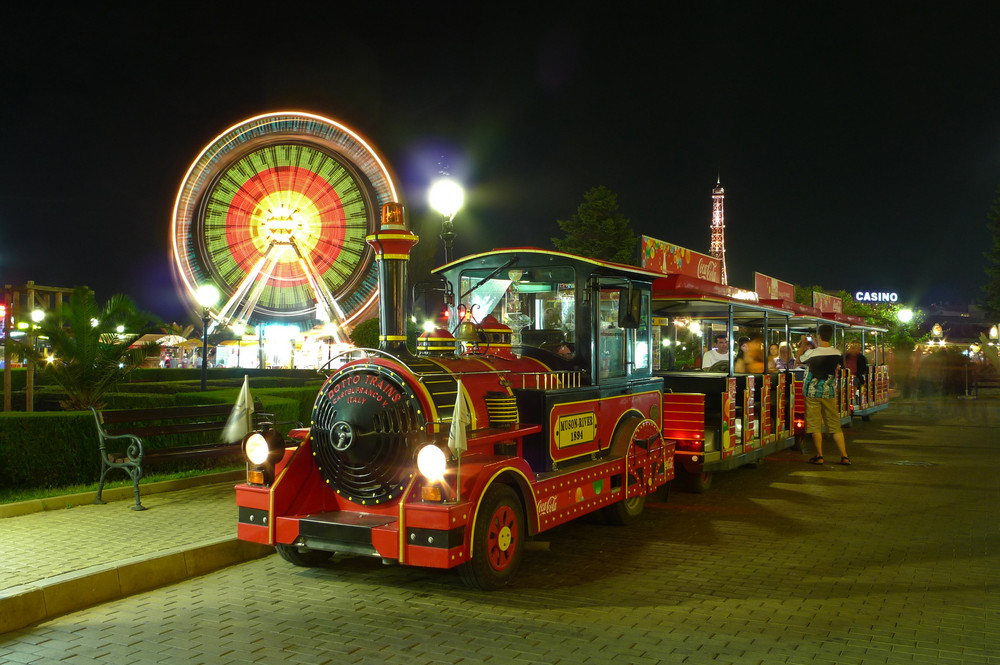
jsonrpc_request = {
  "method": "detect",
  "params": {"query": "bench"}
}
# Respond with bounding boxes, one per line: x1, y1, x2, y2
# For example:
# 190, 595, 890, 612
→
974, 373, 1000, 398
90, 401, 272, 510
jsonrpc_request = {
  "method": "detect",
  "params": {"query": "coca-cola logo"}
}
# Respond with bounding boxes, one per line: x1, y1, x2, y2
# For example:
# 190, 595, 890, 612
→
696, 259, 720, 283
537, 495, 558, 515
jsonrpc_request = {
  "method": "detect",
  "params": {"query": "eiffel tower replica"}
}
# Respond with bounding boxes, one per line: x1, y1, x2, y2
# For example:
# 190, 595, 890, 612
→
710, 179, 728, 285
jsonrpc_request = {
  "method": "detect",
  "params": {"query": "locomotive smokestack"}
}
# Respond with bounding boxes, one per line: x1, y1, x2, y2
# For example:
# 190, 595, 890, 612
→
366, 202, 419, 354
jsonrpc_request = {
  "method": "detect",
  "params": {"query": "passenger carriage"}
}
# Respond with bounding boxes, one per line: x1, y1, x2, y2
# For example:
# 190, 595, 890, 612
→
642, 238, 798, 492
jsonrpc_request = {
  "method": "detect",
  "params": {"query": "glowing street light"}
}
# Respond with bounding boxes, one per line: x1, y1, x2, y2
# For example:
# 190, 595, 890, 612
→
429, 178, 464, 264
897, 308, 914, 324
197, 284, 220, 391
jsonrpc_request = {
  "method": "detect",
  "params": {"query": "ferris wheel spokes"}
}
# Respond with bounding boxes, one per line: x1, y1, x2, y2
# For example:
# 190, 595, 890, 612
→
215, 243, 282, 328
290, 239, 349, 343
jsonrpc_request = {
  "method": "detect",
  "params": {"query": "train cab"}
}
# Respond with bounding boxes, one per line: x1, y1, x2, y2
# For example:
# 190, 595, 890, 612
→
433, 248, 670, 475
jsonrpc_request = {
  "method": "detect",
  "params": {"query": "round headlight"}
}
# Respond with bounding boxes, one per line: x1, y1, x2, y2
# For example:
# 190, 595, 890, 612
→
416, 444, 447, 482
245, 433, 271, 465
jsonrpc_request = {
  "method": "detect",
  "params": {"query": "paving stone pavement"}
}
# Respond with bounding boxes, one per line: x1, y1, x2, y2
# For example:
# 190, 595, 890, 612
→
1, 482, 238, 591
0, 396, 997, 664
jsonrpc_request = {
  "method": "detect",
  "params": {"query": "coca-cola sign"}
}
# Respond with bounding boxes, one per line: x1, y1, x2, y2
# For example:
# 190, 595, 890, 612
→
537, 495, 558, 515
696, 258, 720, 283
641, 235, 723, 284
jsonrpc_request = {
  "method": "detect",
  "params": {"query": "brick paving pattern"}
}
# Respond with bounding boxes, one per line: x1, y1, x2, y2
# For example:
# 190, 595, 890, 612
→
1, 482, 238, 591
0, 397, 997, 664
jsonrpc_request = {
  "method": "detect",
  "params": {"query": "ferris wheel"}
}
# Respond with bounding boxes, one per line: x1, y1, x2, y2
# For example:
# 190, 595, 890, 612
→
171, 112, 398, 336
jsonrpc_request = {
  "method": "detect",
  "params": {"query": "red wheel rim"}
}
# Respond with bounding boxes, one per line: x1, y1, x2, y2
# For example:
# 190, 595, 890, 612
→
486, 504, 519, 572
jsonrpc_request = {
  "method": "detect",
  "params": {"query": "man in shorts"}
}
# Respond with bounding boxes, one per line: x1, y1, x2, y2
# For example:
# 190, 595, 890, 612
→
796, 324, 850, 465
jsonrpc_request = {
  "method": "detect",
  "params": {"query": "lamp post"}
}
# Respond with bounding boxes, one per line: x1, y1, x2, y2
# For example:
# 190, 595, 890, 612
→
429, 178, 464, 264
27, 309, 44, 413
231, 322, 245, 369
196, 284, 219, 391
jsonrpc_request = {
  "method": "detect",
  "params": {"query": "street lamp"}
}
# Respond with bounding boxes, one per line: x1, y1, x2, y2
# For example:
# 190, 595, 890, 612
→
429, 178, 464, 264
196, 284, 219, 391
27, 309, 44, 413
231, 321, 245, 369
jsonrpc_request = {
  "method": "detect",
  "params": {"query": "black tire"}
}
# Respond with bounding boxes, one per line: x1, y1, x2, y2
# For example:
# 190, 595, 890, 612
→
276, 543, 333, 567
791, 433, 805, 452
678, 466, 712, 493
603, 493, 646, 526
459, 483, 525, 590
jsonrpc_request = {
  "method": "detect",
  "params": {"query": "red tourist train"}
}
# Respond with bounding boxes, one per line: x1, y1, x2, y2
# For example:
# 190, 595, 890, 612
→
236, 204, 674, 589
234, 211, 890, 587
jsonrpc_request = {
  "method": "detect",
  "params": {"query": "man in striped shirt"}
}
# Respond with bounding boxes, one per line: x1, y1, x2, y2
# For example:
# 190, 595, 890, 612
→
797, 324, 850, 465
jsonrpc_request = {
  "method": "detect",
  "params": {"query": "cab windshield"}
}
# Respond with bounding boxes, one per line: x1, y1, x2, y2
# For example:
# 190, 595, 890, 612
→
459, 266, 576, 357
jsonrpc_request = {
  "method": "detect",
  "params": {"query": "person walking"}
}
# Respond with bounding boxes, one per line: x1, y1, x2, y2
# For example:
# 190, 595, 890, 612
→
797, 324, 850, 465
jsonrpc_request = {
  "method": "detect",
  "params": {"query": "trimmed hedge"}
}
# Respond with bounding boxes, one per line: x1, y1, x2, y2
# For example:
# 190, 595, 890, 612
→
0, 389, 305, 489
0, 411, 100, 488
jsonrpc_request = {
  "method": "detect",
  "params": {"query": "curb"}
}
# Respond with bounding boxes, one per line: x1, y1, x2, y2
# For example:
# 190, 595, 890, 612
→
0, 470, 245, 519
0, 537, 273, 634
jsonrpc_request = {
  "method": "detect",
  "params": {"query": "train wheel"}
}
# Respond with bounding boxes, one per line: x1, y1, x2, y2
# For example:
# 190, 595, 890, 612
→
678, 467, 712, 493
603, 493, 646, 526
459, 483, 524, 590
275, 544, 333, 567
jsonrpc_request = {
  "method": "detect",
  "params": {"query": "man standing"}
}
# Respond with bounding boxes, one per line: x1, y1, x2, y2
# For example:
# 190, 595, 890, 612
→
797, 324, 850, 465
701, 334, 729, 371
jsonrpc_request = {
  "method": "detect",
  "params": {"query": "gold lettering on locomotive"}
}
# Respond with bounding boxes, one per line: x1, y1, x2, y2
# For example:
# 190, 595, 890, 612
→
554, 411, 597, 448
328, 373, 403, 408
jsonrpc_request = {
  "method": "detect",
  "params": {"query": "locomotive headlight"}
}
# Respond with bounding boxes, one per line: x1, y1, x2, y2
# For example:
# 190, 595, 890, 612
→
417, 444, 447, 482
245, 433, 271, 465
243, 429, 286, 485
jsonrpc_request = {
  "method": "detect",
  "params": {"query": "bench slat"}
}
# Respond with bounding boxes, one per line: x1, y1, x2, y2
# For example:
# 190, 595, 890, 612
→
99, 404, 233, 424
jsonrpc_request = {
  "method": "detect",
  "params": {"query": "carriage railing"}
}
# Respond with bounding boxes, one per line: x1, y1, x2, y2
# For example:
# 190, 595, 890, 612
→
510, 370, 584, 390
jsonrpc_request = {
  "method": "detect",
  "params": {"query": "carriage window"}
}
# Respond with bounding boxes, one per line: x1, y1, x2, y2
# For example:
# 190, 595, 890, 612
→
633, 292, 651, 373
652, 318, 707, 371
598, 288, 626, 380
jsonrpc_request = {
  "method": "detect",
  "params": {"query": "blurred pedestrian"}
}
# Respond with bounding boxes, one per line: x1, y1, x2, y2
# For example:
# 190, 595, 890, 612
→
797, 324, 850, 465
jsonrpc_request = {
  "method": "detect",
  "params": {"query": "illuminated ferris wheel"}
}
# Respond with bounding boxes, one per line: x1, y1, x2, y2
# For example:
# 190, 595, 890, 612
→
171, 112, 398, 335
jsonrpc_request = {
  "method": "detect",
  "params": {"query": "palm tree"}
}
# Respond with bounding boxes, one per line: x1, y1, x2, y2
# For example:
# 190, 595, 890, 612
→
13, 286, 162, 409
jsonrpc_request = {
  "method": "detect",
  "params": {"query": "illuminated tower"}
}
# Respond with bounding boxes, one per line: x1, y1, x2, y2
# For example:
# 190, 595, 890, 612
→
710, 179, 728, 285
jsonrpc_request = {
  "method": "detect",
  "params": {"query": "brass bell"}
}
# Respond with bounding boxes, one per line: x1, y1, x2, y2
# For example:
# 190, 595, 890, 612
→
454, 320, 479, 343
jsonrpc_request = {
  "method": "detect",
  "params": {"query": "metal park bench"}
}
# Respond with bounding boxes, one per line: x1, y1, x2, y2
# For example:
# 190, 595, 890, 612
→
90, 401, 270, 510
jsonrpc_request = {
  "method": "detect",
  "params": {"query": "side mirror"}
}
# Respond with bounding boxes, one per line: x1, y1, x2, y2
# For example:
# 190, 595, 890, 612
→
617, 287, 642, 329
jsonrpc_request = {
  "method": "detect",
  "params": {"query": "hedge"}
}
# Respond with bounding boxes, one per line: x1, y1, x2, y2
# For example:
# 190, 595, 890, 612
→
0, 389, 306, 489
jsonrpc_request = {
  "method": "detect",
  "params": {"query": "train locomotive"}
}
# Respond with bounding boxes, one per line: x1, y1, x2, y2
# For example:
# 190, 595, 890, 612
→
235, 203, 675, 589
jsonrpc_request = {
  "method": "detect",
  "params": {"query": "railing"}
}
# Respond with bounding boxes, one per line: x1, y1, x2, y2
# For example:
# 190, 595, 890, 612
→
510, 370, 584, 390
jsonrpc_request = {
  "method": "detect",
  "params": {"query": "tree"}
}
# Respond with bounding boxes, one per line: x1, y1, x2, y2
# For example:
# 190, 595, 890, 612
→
11, 287, 162, 410
349, 317, 421, 353
552, 186, 637, 264
981, 184, 1000, 321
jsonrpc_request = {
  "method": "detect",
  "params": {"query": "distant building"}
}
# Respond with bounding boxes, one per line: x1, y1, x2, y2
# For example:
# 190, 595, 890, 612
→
922, 303, 993, 348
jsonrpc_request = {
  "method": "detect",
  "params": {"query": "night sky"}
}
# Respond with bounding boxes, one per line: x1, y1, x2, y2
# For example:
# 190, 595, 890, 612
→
2, 3, 998, 323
